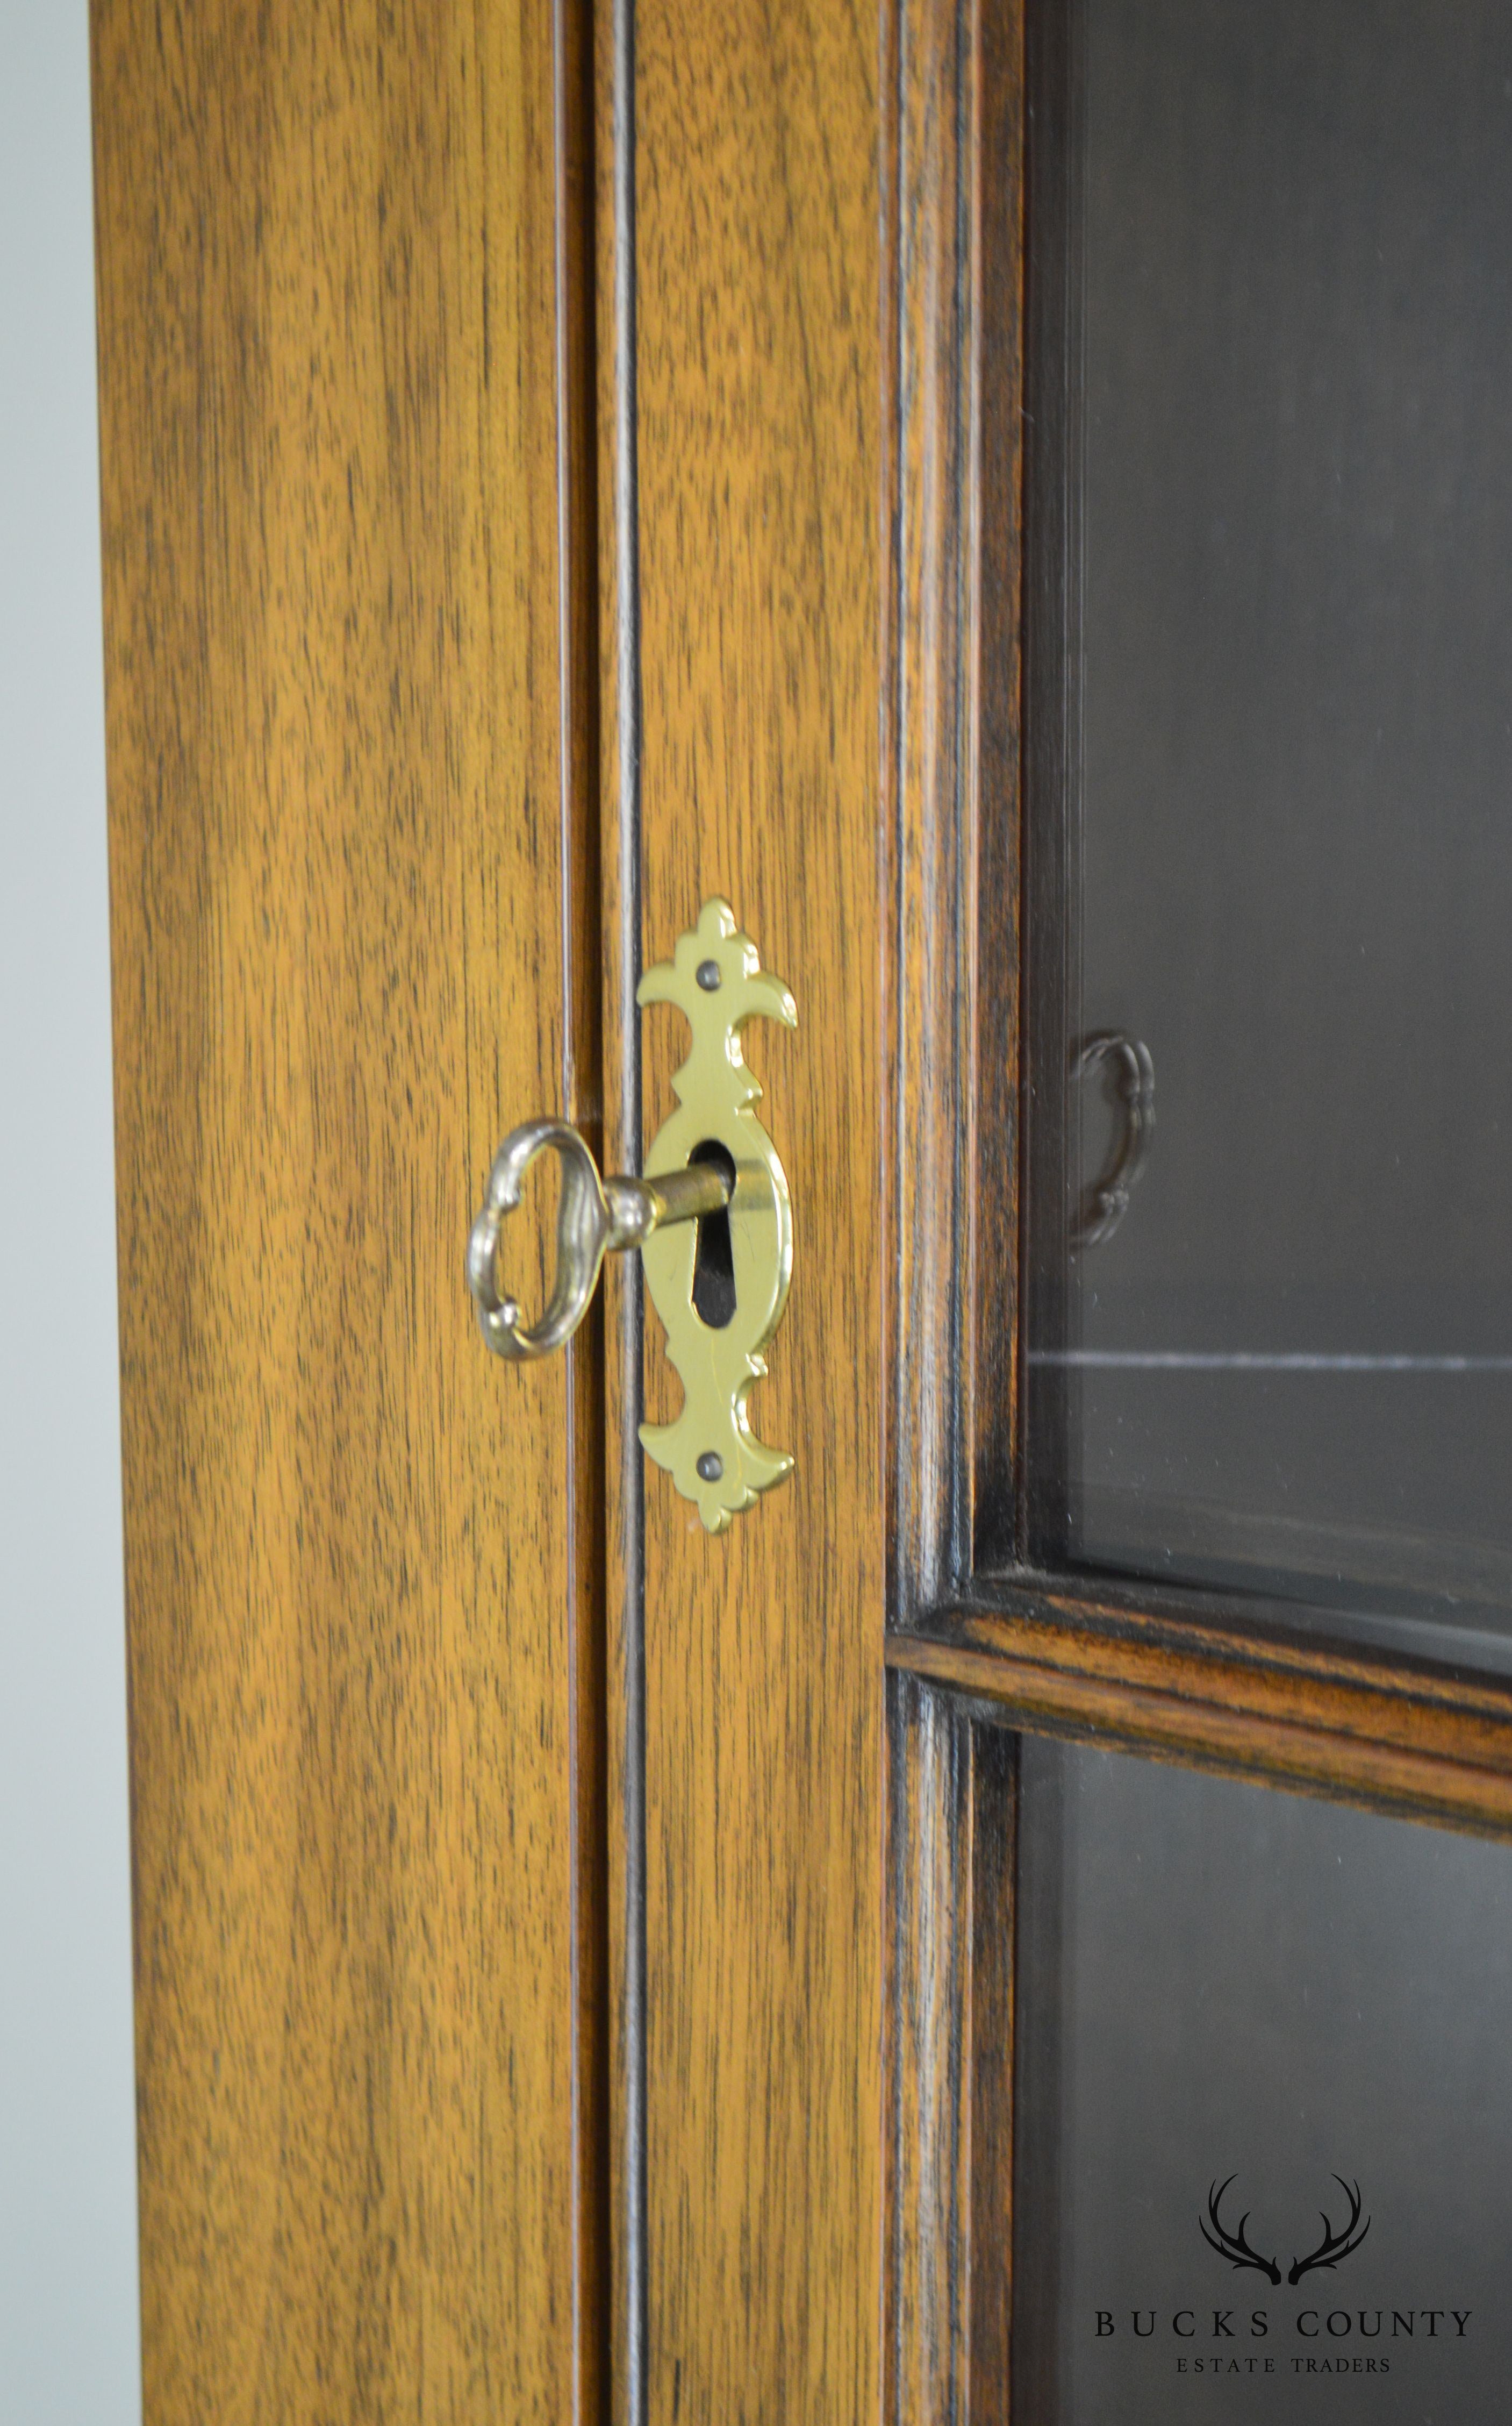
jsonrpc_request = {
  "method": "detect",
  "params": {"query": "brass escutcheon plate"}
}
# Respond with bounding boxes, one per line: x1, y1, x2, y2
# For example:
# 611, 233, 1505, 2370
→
636, 898, 796, 1533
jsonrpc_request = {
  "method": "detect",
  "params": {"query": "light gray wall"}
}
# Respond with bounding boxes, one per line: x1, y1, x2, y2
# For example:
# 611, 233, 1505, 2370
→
0, 3, 142, 2418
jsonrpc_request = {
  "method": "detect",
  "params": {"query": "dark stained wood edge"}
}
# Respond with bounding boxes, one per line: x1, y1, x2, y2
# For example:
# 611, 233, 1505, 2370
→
554, 1, 612, 2416
882, 1, 1026, 2406
884, 0, 988, 1621
886, 1671, 971, 2420
885, 1675, 1019, 2423
882, 0, 1023, 1618
888, 1588, 1512, 1837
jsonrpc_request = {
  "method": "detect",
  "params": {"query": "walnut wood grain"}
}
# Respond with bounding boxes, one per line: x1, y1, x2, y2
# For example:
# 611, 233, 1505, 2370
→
91, 3, 607, 2417
886, 1675, 1017, 2424
887, 1674, 973, 2421
882, 6, 1026, 2406
597, 0, 887, 2413
885, 0, 1027, 1618
890, 1592, 1512, 1836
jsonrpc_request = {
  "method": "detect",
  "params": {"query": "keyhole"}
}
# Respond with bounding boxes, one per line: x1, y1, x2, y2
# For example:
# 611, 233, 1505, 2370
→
689, 1140, 737, 1329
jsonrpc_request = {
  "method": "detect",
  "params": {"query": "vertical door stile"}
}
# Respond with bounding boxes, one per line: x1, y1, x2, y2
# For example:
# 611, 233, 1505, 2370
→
598, 0, 888, 2414
593, 0, 650, 2413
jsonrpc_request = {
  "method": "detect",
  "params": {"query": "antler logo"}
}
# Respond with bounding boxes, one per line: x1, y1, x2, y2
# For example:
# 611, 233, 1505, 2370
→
1200, 2177, 1371, 2288
1200, 2178, 1281, 2285
1287, 2177, 1371, 2286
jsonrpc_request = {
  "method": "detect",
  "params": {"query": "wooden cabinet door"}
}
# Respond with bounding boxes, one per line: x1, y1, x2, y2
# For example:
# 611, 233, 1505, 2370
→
609, 0, 1512, 2416
879, 0, 1512, 2420
97, 0, 886, 2415
92, 4, 608, 2418
95, 0, 1512, 2420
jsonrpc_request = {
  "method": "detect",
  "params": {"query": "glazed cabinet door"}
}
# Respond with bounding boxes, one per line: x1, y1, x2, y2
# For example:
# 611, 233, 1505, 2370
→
884, 0, 1512, 2419
94, 0, 1512, 2419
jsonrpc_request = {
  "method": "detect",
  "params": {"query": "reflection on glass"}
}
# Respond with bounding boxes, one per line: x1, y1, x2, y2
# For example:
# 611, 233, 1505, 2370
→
1024, 0, 1512, 1666
1014, 1740, 1512, 2422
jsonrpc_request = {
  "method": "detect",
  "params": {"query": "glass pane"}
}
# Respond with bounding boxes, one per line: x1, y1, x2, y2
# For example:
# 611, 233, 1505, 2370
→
1014, 1739, 1512, 2420
1023, 0, 1512, 1668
